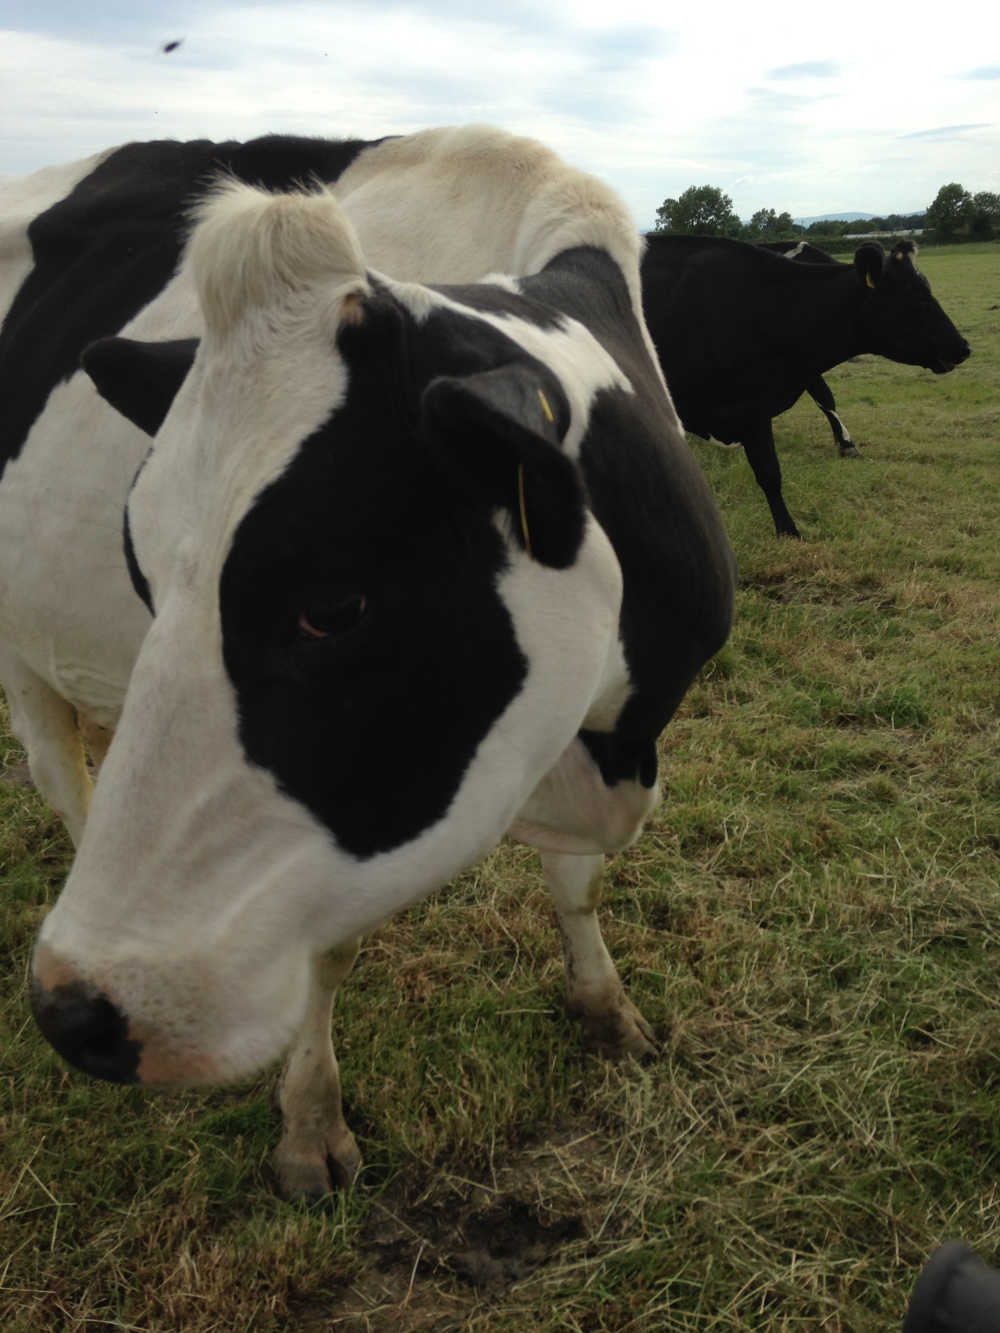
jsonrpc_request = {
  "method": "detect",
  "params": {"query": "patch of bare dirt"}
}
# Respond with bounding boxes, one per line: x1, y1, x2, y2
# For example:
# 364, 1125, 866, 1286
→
291, 1131, 599, 1331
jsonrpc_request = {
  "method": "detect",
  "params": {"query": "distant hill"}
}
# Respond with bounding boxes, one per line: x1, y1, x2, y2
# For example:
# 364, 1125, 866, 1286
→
792, 212, 877, 226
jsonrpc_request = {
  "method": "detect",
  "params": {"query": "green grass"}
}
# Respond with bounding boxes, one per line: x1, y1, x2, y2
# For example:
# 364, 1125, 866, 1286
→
2, 242, 999, 1331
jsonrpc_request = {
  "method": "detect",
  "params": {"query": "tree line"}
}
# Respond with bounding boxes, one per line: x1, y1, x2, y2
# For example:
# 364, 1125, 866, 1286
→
653, 182, 1000, 245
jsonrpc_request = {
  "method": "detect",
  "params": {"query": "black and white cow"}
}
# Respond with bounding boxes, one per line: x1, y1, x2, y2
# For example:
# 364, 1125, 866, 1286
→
3, 128, 735, 1200
641, 233, 971, 537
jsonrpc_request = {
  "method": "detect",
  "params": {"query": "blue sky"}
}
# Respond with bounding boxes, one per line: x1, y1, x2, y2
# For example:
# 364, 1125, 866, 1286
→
1, 1, 997, 228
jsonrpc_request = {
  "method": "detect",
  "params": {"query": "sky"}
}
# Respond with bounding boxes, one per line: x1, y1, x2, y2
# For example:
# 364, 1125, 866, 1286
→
1, 1, 997, 230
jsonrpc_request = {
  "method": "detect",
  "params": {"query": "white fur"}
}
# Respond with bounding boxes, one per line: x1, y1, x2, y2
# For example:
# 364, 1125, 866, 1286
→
186, 180, 369, 338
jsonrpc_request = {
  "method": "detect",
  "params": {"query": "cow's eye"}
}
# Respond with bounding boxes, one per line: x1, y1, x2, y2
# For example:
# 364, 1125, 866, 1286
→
297, 594, 367, 641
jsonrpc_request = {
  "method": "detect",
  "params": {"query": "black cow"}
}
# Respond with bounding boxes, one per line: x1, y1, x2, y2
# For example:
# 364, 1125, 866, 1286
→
641, 234, 971, 537
759, 240, 862, 457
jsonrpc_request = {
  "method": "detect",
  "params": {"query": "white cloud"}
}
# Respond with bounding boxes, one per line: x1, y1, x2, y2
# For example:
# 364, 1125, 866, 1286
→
1, 1, 998, 224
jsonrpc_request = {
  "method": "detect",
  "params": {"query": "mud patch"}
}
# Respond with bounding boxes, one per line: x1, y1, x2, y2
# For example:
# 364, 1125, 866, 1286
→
446, 1201, 583, 1292
293, 1132, 599, 1330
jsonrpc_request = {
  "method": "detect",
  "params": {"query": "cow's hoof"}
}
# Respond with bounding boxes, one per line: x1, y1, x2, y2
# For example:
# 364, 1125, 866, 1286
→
572, 996, 659, 1062
840, 446, 862, 459
272, 1129, 362, 1203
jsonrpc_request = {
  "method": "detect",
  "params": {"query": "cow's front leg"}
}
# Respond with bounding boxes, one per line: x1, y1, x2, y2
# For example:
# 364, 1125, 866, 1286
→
542, 850, 658, 1060
0, 648, 93, 845
741, 420, 801, 538
271, 937, 362, 1201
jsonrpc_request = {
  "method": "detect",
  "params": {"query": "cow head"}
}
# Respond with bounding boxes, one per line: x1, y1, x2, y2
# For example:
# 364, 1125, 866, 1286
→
854, 240, 970, 373
31, 182, 627, 1087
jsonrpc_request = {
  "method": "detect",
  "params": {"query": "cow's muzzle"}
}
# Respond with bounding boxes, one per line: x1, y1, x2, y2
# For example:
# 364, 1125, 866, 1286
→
30, 969, 141, 1084
930, 339, 971, 374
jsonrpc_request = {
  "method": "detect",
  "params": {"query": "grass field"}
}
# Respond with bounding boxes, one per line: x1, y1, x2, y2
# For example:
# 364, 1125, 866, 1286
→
2, 242, 998, 1331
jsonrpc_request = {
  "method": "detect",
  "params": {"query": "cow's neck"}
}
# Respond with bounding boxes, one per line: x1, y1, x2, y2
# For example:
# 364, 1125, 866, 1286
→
781, 268, 866, 373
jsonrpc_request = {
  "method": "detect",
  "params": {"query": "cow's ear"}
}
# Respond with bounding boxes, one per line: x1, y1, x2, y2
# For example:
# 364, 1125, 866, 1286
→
421, 365, 586, 569
853, 243, 885, 291
81, 337, 199, 437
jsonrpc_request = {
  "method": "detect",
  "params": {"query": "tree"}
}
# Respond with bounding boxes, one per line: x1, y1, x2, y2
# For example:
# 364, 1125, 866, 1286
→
746, 207, 796, 240
654, 185, 742, 237
971, 191, 1000, 239
925, 183, 974, 240
806, 219, 849, 238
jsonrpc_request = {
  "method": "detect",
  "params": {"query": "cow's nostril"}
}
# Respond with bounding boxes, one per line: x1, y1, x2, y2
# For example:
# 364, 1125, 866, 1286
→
30, 978, 141, 1083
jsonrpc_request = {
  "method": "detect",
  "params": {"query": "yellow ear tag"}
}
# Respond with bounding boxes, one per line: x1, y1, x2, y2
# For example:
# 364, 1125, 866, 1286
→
865, 273, 876, 289
538, 389, 554, 423
516, 463, 532, 559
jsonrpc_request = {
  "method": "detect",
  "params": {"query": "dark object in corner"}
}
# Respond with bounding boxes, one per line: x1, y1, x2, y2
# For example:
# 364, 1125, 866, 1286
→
903, 1241, 1000, 1332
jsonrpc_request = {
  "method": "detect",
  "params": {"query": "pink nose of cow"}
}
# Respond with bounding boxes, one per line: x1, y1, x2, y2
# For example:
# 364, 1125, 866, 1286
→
30, 975, 141, 1083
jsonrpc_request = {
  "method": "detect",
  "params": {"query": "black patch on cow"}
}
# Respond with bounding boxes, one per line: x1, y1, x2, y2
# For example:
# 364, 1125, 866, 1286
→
429, 280, 564, 328
123, 502, 153, 614
0, 133, 386, 479
219, 290, 604, 858
580, 729, 658, 789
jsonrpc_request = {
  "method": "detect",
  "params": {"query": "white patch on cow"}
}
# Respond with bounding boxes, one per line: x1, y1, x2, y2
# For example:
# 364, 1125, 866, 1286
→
0, 357, 169, 731
479, 273, 521, 292
510, 736, 657, 857
334, 126, 641, 291
387, 278, 632, 460
781, 241, 807, 261
830, 410, 852, 444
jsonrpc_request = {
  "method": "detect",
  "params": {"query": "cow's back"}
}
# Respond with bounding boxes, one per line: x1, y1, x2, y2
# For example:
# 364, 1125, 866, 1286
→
335, 126, 644, 291
640, 233, 849, 439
